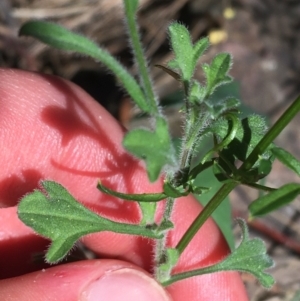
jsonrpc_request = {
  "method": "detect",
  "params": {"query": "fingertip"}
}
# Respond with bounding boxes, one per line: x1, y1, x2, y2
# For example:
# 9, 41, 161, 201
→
0, 260, 172, 301
80, 267, 172, 301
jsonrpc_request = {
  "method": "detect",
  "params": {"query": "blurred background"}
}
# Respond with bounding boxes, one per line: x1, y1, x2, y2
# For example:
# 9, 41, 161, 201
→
1, 0, 300, 299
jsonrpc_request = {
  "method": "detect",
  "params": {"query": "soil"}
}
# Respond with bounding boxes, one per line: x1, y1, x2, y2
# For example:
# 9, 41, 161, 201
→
1, 0, 300, 299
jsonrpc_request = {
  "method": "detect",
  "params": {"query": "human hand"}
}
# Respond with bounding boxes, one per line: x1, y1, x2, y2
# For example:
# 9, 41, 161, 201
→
0, 69, 248, 301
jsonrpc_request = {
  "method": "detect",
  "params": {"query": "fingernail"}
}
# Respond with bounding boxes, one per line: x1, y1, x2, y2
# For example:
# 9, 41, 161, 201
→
80, 268, 171, 301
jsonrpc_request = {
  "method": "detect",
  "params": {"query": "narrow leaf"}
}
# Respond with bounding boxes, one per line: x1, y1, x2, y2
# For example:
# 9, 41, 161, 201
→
249, 183, 300, 217
193, 37, 209, 63
271, 146, 300, 176
97, 181, 167, 202
18, 181, 162, 263
155, 64, 181, 82
19, 21, 150, 113
168, 22, 194, 81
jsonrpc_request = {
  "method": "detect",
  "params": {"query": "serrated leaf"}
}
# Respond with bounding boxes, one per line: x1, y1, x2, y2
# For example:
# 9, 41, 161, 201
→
214, 219, 275, 288
249, 183, 300, 217
271, 146, 300, 177
17, 181, 162, 263
123, 117, 173, 182
203, 53, 232, 97
19, 21, 150, 113
163, 219, 274, 288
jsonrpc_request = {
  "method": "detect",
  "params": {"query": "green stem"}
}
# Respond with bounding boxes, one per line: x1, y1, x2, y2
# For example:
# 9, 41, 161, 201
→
242, 182, 276, 192
176, 182, 237, 255
180, 114, 206, 170
241, 95, 300, 171
155, 197, 175, 280
104, 220, 163, 239
161, 262, 224, 287
123, 0, 159, 115
163, 197, 175, 221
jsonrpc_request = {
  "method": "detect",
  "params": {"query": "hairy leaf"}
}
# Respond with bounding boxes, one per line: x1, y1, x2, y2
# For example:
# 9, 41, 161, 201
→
271, 146, 300, 177
210, 114, 270, 161
162, 219, 274, 288
18, 181, 162, 263
168, 23, 209, 82
249, 183, 300, 217
188, 80, 206, 104
19, 21, 150, 113
202, 53, 232, 97
206, 97, 240, 119
212, 219, 274, 288
123, 117, 173, 182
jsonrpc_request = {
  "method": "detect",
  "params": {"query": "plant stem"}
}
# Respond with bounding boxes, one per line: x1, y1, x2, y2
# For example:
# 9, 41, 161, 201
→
161, 263, 221, 287
123, 0, 159, 115
241, 95, 300, 171
155, 197, 175, 280
163, 197, 175, 221
176, 181, 237, 255
180, 114, 206, 170
242, 182, 276, 192
176, 96, 300, 257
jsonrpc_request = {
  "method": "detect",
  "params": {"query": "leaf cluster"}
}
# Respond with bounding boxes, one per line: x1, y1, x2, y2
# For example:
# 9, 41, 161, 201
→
16, 0, 300, 291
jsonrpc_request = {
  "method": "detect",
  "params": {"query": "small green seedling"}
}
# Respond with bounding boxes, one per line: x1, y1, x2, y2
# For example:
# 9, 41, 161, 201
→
17, 0, 300, 290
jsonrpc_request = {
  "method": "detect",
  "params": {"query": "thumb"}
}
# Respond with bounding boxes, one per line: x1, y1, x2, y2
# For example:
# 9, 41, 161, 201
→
0, 260, 172, 301
80, 265, 171, 301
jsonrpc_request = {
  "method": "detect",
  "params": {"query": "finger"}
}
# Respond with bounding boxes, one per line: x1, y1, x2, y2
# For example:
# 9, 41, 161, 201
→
0, 259, 172, 301
0, 69, 248, 300
0, 68, 160, 267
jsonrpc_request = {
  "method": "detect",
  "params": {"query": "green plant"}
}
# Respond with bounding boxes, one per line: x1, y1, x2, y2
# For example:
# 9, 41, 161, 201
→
17, 0, 300, 290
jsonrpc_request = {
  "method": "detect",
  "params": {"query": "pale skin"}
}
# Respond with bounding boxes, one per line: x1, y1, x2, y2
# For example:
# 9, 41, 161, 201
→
0, 69, 249, 301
